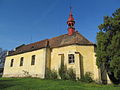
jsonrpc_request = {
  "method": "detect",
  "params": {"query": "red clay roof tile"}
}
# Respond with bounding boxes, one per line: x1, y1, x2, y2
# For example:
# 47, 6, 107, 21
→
8, 32, 94, 56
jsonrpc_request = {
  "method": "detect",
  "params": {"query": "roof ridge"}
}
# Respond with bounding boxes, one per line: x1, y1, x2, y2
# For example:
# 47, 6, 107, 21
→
25, 39, 48, 46
8, 32, 94, 56
48, 34, 67, 40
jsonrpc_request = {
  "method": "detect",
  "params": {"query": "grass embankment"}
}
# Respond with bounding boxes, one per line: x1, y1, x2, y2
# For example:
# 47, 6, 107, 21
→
0, 78, 120, 90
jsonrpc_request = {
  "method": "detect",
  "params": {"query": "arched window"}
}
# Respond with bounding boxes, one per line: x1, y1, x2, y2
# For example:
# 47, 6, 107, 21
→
20, 57, 24, 66
31, 55, 35, 65
10, 59, 14, 67
68, 54, 75, 64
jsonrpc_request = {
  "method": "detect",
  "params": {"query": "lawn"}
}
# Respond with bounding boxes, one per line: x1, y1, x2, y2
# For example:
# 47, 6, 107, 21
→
0, 78, 120, 90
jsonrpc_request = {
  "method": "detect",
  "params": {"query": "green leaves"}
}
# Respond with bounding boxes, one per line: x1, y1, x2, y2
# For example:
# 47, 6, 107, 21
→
96, 8, 120, 83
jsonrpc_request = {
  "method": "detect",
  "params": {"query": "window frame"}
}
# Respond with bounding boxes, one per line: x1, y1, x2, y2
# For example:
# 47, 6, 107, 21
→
68, 54, 75, 64
10, 59, 14, 67
20, 57, 24, 66
31, 55, 35, 65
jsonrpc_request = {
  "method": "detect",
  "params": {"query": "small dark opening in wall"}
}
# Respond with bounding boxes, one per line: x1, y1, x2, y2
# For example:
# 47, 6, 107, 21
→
31, 46, 34, 49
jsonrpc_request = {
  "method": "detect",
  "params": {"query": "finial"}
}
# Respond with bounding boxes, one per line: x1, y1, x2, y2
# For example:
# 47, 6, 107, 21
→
70, 6, 72, 12
67, 6, 75, 35
69, 6, 72, 16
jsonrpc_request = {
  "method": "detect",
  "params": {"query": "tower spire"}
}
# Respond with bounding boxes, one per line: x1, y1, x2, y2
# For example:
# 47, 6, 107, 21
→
67, 7, 75, 35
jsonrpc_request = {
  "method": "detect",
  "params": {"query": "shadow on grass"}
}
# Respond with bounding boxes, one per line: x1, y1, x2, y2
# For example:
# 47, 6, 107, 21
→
0, 79, 21, 89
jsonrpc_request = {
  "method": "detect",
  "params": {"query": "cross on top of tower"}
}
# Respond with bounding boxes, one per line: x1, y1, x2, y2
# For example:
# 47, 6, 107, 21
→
67, 7, 75, 35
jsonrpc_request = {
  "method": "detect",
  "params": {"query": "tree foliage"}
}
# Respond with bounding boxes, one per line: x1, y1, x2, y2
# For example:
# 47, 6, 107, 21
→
96, 8, 120, 83
0, 48, 7, 65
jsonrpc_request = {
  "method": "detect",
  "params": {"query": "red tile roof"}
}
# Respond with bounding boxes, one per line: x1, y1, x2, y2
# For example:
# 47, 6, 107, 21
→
8, 32, 94, 56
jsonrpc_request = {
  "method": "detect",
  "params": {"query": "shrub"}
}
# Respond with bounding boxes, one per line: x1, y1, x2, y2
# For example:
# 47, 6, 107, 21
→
59, 64, 76, 80
59, 65, 67, 80
45, 68, 58, 79
67, 68, 76, 80
80, 72, 93, 83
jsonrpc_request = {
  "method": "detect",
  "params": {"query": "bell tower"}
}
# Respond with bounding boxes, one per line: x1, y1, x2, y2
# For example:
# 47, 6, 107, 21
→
67, 7, 75, 35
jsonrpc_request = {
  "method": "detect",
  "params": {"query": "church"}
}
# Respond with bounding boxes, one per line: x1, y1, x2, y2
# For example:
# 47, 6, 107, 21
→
3, 9, 111, 84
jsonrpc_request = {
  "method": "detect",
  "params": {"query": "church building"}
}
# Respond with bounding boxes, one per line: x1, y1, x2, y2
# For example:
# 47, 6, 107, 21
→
3, 9, 111, 83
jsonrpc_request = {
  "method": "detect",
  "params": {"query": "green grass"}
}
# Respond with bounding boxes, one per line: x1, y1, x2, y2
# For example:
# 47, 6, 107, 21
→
0, 78, 120, 90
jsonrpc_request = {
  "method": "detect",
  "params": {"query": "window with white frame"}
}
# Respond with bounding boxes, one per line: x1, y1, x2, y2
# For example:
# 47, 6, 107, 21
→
68, 54, 75, 64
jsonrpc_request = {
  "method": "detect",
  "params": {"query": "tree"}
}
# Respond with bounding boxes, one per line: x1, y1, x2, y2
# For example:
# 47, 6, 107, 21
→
0, 48, 7, 67
96, 8, 120, 84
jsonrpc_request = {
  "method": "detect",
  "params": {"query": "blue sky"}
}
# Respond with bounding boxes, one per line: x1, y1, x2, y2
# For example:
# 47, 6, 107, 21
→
0, 0, 120, 50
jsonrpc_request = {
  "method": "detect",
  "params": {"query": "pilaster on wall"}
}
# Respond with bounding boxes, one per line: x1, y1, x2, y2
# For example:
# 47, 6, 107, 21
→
42, 48, 47, 78
93, 52, 100, 82
46, 48, 51, 69
44, 47, 51, 78
75, 52, 81, 79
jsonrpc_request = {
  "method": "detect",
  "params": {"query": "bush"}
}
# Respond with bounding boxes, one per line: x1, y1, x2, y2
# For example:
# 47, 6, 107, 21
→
45, 68, 58, 79
79, 72, 93, 83
59, 65, 67, 80
67, 68, 76, 80
59, 64, 76, 80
